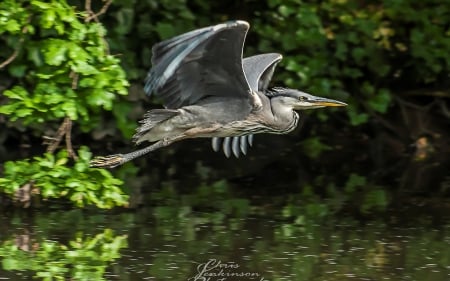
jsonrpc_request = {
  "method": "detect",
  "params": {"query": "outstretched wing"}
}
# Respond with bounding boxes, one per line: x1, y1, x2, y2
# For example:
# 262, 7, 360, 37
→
145, 21, 253, 109
243, 53, 282, 92
211, 53, 282, 158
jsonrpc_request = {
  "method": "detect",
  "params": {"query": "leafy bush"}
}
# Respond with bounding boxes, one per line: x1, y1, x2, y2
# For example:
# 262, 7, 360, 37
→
250, 0, 449, 125
0, 0, 128, 129
0, 0, 129, 208
0, 147, 128, 208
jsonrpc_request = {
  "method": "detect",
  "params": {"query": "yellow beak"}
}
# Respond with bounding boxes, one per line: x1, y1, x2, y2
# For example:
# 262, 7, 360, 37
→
314, 98, 347, 107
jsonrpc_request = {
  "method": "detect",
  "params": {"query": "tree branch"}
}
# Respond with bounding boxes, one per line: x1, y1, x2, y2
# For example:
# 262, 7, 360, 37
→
45, 118, 69, 154
85, 0, 113, 23
0, 48, 20, 69
46, 0, 115, 160
0, 19, 29, 69
64, 118, 77, 160
45, 117, 78, 160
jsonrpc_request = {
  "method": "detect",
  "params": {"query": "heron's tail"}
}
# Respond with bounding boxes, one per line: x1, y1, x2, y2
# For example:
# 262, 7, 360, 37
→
132, 109, 179, 144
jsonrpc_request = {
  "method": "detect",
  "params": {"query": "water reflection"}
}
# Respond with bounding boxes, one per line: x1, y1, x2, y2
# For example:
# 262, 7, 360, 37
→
0, 206, 448, 281
0, 225, 127, 280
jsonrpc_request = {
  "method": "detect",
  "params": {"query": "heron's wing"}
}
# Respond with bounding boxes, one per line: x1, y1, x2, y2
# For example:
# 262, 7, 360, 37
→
211, 135, 254, 158
243, 53, 282, 92
145, 21, 253, 109
210, 54, 281, 157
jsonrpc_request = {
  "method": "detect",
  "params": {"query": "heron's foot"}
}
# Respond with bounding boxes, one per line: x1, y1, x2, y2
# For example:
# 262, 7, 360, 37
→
90, 154, 125, 168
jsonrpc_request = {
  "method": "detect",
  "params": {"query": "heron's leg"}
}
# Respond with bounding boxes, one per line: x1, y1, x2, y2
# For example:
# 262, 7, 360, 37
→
90, 137, 181, 168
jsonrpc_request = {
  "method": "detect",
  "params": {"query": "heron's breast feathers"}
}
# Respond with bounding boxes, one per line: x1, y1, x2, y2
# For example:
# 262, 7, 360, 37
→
250, 90, 263, 112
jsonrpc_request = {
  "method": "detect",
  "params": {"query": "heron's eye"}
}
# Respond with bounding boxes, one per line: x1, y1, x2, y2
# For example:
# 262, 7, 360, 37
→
298, 96, 307, 101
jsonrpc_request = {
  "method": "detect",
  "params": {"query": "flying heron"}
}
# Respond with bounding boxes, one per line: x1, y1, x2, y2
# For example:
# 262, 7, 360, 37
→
90, 20, 346, 168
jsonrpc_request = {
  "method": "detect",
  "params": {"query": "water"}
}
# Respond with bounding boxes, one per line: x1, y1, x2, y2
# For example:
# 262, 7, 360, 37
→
1, 133, 449, 280
0, 204, 448, 281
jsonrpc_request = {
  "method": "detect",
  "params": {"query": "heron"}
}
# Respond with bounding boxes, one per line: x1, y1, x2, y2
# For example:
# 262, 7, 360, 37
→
90, 20, 346, 168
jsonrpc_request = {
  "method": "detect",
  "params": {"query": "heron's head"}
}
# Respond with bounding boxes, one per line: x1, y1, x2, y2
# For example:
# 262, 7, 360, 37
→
270, 88, 347, 110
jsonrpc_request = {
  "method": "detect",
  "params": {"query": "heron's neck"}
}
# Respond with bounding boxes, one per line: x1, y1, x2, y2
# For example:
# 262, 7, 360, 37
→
269, 97, 299, 132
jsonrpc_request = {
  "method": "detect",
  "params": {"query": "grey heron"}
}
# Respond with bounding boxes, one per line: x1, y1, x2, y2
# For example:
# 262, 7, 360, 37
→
90, 20, 346, 168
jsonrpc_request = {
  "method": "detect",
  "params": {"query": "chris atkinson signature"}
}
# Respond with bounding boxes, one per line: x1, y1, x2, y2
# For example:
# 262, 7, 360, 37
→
188, 259, 267, 281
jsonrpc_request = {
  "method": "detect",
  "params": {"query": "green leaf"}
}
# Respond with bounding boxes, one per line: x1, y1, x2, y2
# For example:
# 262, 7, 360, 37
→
154, 22, 175, 39
3, 87, 28, 100
62, 101, 78, 120
72, 61, 98, 75
344, 173, 367, 193
77, 146, 92, 161
367, 88, 391, 113
43, 39, 68, 65
15, 108, 33, 118
301, 137, 331, 159
9, 64, 27, 77
67, 43, 90, 62
347, 110, 369, 126
27, 45, 44, 66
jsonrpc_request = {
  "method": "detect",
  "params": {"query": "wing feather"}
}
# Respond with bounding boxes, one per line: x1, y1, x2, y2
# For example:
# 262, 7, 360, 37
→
211, 135, 254, 157
232, 137, 240, 158
243, 53, 282, 92
145, 21, 254, 109
223, 137, 231, 158
240, 135, 248, 155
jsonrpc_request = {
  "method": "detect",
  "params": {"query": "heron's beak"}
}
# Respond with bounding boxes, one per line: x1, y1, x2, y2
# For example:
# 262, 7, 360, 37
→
313, 97, 347, 107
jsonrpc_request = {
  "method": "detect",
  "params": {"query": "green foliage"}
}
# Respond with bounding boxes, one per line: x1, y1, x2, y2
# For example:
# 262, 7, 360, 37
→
300, 137, 332, 159
149, 179, 251, 228
0, 229, 127, 281
0, 0, 130, 209
361, 188, 388, 214
0, 146, 128, 208
0, 0, 128, 129
105, 0, 202, 80
344, 173, 367, 193
343, 173, 389, 214
252, 0, 449, 125
279, 172, 390, 224
112, 99, 137, 138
